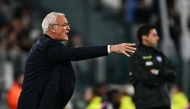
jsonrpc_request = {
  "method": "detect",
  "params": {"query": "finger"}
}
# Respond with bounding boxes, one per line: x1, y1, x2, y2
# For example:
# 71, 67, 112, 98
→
126, 46, 136, 50
125, 43, 136, 46
125, 49, 135, 53
122, 51, 130, 57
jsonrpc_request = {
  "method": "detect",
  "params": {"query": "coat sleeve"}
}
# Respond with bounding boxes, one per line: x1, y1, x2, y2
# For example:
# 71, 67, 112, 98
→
129, 53, 165, 87
157, 55, 177, 82
45, 40, 108, 61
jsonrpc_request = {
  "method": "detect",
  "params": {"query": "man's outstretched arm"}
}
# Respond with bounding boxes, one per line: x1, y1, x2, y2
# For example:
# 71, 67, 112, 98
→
46, 41, 136, 61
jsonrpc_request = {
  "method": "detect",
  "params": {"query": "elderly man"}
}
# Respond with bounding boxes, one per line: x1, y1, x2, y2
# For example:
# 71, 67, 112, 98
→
17, 12, 136, 109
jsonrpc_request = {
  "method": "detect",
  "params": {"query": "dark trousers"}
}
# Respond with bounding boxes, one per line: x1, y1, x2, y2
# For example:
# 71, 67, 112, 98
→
145, 106, 171, 109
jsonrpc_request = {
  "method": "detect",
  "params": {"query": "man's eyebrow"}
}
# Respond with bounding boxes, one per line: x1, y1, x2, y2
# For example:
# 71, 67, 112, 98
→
63, 22, 68, 24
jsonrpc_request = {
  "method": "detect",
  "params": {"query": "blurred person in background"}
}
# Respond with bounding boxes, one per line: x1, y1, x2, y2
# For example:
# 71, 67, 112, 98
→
94, 83, 108, 101
12, 4, 35, 58
68, 32, 96, 89
119, 88, 135, 109
124, 0, 138, 25
170, 85, 188, 109
7, 30, 22, 73
85, 87, 102, 109
8, 15, 32, 72
134, 0, 151, 24
106, 89, 122, 109
85, 83, 109, 109
85, 87, 134, 109
0, 23, 9, 61
129, 24, 177, 109
17, 12, 136, 109
6, 71, 24, 109
186, 99, 190, 109
95, 0, 123, 20
67, 32, 83, 48
167, 0, 181, 56
0, 22, 9, 40
102, 88, 135, 109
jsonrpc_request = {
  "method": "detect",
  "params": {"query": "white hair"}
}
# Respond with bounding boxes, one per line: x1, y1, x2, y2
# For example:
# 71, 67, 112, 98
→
41, 12, 65, 33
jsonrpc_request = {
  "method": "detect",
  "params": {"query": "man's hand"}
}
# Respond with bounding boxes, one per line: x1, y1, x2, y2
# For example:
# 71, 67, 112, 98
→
110, 43, 136, 57
150, 69, 159, 75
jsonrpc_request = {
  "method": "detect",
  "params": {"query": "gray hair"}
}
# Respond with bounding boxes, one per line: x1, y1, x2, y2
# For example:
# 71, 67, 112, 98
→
41, 12, 65, 33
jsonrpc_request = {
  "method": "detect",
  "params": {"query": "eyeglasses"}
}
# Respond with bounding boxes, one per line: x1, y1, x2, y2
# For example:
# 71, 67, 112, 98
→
52, 23, 70, 28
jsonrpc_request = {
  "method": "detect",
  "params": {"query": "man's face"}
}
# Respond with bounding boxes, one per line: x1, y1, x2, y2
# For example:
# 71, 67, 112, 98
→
145, 29, 159, 48
53, 15, 70, 41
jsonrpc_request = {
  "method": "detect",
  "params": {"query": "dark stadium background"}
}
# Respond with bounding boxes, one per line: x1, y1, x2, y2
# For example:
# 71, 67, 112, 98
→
0, 0, 190, 108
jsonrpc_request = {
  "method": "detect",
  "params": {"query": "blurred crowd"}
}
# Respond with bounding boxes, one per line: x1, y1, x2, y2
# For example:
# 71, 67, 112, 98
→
82, 83, 135, 109
0, 0, 41, 108
66, 83, 189, 109
95, 0, 187, 52
0, 0, 190, 109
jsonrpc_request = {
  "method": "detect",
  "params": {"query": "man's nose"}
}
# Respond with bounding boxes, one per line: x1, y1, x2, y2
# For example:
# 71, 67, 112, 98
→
157, 36, 159, 40
67, 26, 70, 30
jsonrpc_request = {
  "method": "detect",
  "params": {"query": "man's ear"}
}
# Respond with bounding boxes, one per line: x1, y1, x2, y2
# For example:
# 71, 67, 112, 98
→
142, 35, 148, 43
50, 25, 56, 33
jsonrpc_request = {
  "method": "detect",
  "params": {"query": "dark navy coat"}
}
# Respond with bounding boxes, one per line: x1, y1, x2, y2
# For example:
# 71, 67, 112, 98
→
17, 34, 108, 109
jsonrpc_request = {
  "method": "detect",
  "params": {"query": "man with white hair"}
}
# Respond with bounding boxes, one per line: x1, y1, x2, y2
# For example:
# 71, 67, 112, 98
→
17, 12, 136, 109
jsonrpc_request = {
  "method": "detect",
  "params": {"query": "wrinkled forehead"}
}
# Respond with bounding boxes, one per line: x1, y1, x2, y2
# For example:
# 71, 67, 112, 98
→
56, 15, 68, 23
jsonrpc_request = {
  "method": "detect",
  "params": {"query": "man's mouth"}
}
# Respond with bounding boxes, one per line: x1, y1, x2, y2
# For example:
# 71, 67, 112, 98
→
65, 32, 68, 36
